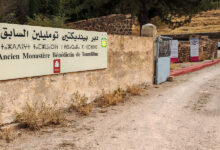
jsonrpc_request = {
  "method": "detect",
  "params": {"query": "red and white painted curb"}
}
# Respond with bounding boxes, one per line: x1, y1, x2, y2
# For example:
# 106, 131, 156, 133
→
170, 59, 220, 77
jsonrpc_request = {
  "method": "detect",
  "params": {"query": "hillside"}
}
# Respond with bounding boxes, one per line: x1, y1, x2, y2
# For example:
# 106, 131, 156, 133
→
158, 9, 220, 35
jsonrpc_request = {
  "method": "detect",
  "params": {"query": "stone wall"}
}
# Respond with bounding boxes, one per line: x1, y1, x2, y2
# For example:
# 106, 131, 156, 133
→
178, 41, 190, 62
67, 14, 140, 36
213, 39, 220, 50
178, 38, 218, 62
0, 35, 154, 124
199, 37, 218, 60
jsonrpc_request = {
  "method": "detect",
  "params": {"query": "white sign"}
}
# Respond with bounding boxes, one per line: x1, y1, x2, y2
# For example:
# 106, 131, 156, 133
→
0, 23, 108, 80
170, 40, 178, 58
190, 39, 199, 57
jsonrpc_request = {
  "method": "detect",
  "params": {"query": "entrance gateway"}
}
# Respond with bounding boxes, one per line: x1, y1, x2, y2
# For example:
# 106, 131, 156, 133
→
155, 36, 172, 84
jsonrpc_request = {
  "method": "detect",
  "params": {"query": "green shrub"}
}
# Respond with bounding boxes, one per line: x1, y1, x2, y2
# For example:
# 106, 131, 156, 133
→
26, 14, 67, 28
0, 13, 18, 24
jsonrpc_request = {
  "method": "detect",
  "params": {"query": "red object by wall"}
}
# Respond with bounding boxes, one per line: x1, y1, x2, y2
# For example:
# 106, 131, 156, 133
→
171, 58, 179, 63
190, 56, 199, 62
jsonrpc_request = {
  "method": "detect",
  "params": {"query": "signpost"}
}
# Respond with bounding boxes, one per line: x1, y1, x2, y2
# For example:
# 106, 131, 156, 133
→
218, 42, 220, 58
190, 39, 199, 62
170, 40, 179, 63
0, 23, 108, 80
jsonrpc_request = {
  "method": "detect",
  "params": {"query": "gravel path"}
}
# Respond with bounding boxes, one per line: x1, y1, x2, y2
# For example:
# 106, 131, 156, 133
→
1, 63, 220, 150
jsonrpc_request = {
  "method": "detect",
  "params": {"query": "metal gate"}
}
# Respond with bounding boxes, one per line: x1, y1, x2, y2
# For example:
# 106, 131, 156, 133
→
155, 36, 172, 84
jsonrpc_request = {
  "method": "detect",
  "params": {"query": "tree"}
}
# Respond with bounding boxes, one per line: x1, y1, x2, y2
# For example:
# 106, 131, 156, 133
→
122, 0, 218, 30
29, 0, 40, 18
1, 0, 218, 28
63, 0, 219, 34
29, 0, 62, 18
62, 0, 122, 22
0, 0, 30, 23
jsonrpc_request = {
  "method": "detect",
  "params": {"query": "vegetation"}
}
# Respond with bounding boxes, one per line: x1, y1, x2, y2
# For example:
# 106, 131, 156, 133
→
69, 91, 92, 116
29, 0, 62, 18
26, 14, 66, 28
127, 85, 143, 96
158, 9, 220, 34
15, 101, 65, 130
5, 86, 144, 131
97, 88, 127, 108
0, 0, 219, 29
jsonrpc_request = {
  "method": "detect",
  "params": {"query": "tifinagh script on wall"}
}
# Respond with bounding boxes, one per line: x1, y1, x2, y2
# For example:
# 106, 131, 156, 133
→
0, 23, 108, 80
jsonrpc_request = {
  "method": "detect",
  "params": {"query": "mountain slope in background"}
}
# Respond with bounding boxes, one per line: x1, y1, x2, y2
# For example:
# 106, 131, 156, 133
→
158, 9, 220, 35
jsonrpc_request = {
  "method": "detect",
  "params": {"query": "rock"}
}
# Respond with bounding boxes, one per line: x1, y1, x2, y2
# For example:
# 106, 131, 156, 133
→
141, 24, 157, 37
167, 76, 174, 82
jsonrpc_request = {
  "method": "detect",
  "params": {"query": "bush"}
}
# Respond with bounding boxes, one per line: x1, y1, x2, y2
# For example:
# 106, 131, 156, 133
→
26, 14, 67, 28
127, 85, 142, 96
0, 13, 18, 24
15, 101, 65, 130
70, 91, 92, 116
97, 88, 127, 108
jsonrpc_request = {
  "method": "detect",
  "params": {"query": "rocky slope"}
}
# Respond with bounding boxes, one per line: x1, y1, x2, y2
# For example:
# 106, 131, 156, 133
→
158, 9, 220, 34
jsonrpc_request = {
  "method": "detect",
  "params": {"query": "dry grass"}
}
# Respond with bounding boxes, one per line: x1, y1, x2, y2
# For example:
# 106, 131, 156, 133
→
15, 102, 65, 130
96, 86, 146, 107
70, 91, 92, 115
127, 85, 143, 96
0, 128, 14, 143
158, 9, 220, 34
97, 88, 127, 108
170, 62, 179, 70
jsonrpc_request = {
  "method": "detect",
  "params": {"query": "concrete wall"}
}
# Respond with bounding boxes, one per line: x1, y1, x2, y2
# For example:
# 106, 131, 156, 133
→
0, 35, 154, 124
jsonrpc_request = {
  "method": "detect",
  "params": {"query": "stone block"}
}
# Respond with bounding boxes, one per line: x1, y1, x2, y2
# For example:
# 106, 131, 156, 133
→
141, 24, 157, 37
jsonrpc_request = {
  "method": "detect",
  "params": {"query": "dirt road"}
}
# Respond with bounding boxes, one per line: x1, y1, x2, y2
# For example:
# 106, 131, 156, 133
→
1, 63, 220, 150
